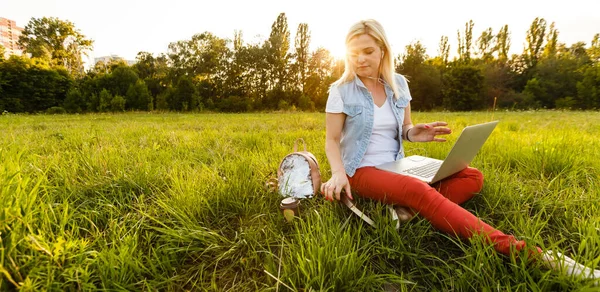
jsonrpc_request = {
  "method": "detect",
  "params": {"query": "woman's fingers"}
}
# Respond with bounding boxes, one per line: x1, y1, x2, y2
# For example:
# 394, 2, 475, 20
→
320, 180, 349, 202
321, 182, 337, 201
320, 182, 330, 201
320, 183, 329, 201
428, 121, 448, 127
334, 185, 342, 201
435, 127, 452, 135
321, 174, 352, 202
326, 184, 334, 201
409, 123, 451, 142
344, 184, 353, 200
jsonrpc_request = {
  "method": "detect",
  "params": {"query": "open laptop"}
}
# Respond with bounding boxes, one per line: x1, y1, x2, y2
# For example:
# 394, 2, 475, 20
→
376, 121, 499, 184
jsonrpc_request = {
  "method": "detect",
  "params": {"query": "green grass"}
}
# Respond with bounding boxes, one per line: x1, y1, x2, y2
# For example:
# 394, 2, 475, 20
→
0, 111, 599, 291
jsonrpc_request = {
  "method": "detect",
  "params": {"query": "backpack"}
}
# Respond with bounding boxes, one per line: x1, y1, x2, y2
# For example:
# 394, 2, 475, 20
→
276, 138, 321, 199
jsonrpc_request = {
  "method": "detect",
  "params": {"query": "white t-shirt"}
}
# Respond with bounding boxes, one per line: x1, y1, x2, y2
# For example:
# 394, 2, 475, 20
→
326, 88, 399, 167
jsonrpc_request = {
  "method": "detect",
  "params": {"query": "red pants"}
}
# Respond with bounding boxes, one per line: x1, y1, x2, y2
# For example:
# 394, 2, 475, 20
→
348, 167, 527, 256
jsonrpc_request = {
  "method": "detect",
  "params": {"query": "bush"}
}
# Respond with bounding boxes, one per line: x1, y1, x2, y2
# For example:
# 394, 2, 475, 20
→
98, 89, 113, 112
154, 88, 172, 111
217, 96, 249, 113
63, 88, 83, 113
111, 95, 126, 112
555, 96, 577, 109
277, 99, 290, 111
46, 106, 66, 114
499, 90, 529, 109
298, 94, 315, 111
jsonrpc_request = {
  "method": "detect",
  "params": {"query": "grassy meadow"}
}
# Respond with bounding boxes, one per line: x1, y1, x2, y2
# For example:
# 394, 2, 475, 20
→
1, 111, 600, 291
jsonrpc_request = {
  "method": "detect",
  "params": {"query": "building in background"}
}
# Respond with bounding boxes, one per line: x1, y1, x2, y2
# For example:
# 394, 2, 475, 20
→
0, 17, 24, 59
94, 54, 136, 66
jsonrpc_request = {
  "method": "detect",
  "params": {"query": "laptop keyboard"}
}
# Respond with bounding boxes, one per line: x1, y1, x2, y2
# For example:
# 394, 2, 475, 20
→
404, 161, 442, 178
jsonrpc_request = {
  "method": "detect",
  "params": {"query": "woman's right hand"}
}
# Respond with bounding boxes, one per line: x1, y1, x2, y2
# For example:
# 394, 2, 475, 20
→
408, 122, 451, 142
320, 172, 353, 201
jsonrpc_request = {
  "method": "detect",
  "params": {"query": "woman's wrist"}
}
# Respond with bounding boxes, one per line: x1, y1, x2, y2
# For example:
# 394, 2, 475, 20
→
330, 165, 346, 174
406, 127, 414, 142
331, 169, 347, 177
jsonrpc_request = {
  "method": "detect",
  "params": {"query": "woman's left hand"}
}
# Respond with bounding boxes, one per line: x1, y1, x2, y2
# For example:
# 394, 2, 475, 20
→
408, 122, 451, 142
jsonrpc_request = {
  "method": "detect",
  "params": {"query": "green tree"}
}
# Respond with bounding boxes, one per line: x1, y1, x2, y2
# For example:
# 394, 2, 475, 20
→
233, 30, 243, 52
409, 65, 443, 110
18, 17, 93, 76
266, 13, 291, 91
542, 22, 559, 59
111, 95, 126, 112
293, 23, 311, 94
480, 62, 516, 108
63, 88, 84, 113
172, 76, 198, 111
133, 52, 156, 80
442, 64, 484, 110
400, 41, 427, 71
167, 32, 230, 106
167, 32, 230, 80
76, 74, 102, 111
495, 25, 511, 63
438, 36, 450, 65
522, 43, 585, 109
521, 78, 544, 108
524, 17, 547, 69
397, 41, 443, 110
155, 87, 174, 111
0, 45, 5, 61
576, 65, 599, 109
133, 52, 169, 99
305, 47, 335, 109
457, 20, 474, 62
90, 58, 130, 75
101, 64, 139, 97
477, 27, 495, 62
126, 79, 153, 111
588, 34, 600, 63
223, 32, 247, 100
0, 56, 72, 112
236, 43, 270, 109
98, 88, 113, 112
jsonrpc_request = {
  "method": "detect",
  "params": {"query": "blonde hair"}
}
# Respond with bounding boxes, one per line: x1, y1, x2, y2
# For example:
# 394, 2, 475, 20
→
333, 19, 400, 99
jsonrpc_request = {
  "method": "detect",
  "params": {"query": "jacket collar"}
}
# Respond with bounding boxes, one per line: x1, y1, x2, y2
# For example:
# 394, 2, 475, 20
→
353, 74, 393, 100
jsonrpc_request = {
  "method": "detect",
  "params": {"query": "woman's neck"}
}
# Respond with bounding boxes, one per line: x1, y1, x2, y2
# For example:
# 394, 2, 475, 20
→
359, 75, 379, 89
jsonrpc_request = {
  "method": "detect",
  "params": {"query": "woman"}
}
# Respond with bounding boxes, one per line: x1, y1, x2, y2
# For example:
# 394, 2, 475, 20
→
320, 19, 598, 278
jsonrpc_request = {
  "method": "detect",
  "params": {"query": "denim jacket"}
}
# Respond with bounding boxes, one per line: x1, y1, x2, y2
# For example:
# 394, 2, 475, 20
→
335, 73, 412, 177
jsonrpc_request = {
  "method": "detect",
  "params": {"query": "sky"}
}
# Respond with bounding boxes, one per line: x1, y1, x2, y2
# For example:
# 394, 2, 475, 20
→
4, 0, 600, 65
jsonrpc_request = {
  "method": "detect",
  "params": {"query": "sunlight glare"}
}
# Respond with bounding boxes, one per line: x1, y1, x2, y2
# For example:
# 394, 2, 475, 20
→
328, 43, 347, 61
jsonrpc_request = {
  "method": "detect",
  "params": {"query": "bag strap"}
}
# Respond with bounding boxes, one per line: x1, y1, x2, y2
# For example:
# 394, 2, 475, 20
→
341, 194, 375, 227
341, 194, 399, 230
293, 138, 307, 152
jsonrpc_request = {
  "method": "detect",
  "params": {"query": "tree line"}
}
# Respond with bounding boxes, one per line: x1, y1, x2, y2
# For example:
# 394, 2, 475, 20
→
0, 13, 598, 113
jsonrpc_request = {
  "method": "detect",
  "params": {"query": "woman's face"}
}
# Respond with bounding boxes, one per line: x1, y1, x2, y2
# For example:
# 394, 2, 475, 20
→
347, 34, 383, 79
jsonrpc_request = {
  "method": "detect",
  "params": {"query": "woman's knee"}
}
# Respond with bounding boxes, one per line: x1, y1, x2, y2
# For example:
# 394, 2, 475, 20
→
464, 167, 484, 193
